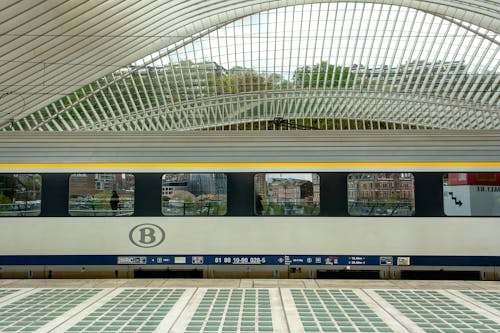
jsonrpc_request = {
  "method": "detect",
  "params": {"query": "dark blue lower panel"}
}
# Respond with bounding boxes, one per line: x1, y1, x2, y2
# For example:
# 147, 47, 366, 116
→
1, 255, 500, 266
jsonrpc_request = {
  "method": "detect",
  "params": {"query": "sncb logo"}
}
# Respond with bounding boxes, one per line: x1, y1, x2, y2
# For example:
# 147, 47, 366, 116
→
129, 224, 165, 248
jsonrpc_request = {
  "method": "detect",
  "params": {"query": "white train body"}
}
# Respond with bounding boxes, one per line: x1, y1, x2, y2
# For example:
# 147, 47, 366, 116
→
0, 131, 499, 279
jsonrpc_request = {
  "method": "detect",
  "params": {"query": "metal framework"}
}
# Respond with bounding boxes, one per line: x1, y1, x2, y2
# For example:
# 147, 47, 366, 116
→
0, 1, 498, 131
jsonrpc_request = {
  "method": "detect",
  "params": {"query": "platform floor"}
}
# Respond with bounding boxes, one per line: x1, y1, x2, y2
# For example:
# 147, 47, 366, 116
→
0, 279, 499, 333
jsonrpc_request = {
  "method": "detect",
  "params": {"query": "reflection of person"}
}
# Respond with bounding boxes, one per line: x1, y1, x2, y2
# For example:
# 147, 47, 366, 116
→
109, 190, 120, 214
255, 194, 264, 215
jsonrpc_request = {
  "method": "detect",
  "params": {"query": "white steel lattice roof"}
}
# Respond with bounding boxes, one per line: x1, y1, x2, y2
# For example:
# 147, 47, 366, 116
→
0, 0, 499, 131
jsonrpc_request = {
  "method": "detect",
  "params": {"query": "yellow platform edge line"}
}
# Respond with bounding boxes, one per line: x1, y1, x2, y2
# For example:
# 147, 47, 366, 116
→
1, 162, 500, 168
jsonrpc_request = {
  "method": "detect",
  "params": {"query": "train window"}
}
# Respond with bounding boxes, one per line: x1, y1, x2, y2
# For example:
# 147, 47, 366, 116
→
443, 173, 500, 216
162, 173, 227, 216
0, 174, 42, 217
68, 173, 135, 216
348, 173, 415, 216
254, 173, 320, 216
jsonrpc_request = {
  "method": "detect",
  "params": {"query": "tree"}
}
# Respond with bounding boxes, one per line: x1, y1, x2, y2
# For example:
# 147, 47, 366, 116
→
0, 175, 17, 201
292, 61, 354, 89
225, 66, 272, 93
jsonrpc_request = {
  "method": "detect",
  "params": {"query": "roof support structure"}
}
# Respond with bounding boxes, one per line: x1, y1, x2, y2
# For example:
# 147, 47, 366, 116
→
0, 0, 498, 131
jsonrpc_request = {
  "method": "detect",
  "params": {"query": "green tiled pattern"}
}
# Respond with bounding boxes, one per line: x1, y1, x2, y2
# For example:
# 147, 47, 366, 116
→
376, 290, 500, 333
461, 290, 500, 312
0, 289, 20, 299
67, 288, 184, 333
186, 289, 273, 333
0, 289, 101, 333
291, 289, 393, 333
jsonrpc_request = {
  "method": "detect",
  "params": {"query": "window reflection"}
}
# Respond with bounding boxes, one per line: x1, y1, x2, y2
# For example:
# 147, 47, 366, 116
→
443, 173, 500, 216
69, 173, 135, 216
254, 173, 320, 215
0, 174, 42, 216
348, 173, 415, 216
162, 173, 227, 216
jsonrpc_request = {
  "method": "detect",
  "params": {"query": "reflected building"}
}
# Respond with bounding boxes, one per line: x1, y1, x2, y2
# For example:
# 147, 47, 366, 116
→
70, 174, 95, 195
268, 178, 314, 204
162, 174, 189, 197
254, 174, 267, 197
213, 173, 227, 196
70, 173, 132, 195
94, 174, 115, 191
190, 174, 212, 196
348, 173, 415, 204
162, 173, 227, 199
312, 173, 320, 203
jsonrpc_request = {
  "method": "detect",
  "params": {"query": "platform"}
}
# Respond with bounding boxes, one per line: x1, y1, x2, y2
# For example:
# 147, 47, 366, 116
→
0, 279, 499, 333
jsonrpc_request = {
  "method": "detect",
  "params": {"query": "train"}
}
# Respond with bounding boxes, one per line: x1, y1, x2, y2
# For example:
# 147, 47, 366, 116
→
0, 130, 499, 280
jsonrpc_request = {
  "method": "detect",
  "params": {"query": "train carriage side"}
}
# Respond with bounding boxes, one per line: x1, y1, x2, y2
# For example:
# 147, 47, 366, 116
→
0, 132, 499, 279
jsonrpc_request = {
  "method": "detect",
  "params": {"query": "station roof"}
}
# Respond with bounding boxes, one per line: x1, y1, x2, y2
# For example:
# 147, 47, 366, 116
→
0, 0, 498, 131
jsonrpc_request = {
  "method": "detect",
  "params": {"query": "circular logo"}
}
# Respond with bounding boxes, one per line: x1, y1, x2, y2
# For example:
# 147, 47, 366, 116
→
129, 224, 165, 248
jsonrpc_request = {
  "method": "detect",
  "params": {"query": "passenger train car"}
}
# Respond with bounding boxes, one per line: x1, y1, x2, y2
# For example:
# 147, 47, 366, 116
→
0, 131, 499, 280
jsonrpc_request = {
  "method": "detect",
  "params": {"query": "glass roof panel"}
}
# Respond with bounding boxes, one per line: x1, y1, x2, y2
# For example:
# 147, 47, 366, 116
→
7, 2, 499, 131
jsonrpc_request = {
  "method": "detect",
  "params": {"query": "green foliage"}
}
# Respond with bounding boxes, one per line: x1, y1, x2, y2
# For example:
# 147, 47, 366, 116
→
0, 192, 11, 206
292, 61, 354, 88
52, 59, 358, 126
0, 175, 16, 199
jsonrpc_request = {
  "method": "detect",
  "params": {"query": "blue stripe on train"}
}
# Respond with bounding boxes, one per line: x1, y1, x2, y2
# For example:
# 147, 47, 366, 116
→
1, 255, 500, 266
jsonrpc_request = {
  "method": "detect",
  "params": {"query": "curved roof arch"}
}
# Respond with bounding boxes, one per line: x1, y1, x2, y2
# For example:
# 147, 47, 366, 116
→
0, 0, 498, 130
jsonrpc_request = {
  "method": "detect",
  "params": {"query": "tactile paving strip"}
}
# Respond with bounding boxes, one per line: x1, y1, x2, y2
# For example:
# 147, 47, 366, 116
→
460, 290, 500, 312
185, 289, 275, 333
0, 289, 101, 333
65, 288, 185, 332
2, 286, 500, 333
287, 289, 394, 333
0, 289, 20, 299
375, 290, 500, 333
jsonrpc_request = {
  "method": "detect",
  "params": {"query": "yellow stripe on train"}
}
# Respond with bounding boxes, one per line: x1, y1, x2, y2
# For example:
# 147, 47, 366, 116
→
1, 161, 500, 169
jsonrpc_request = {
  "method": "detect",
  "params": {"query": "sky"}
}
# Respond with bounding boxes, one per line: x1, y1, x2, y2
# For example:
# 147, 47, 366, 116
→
135, 3, 498, 77
265, 173, 313, 182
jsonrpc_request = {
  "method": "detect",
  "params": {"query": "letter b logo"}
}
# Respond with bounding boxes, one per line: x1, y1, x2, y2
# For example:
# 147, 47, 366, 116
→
129, 224, 165, 248
139, 227, 156, 244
